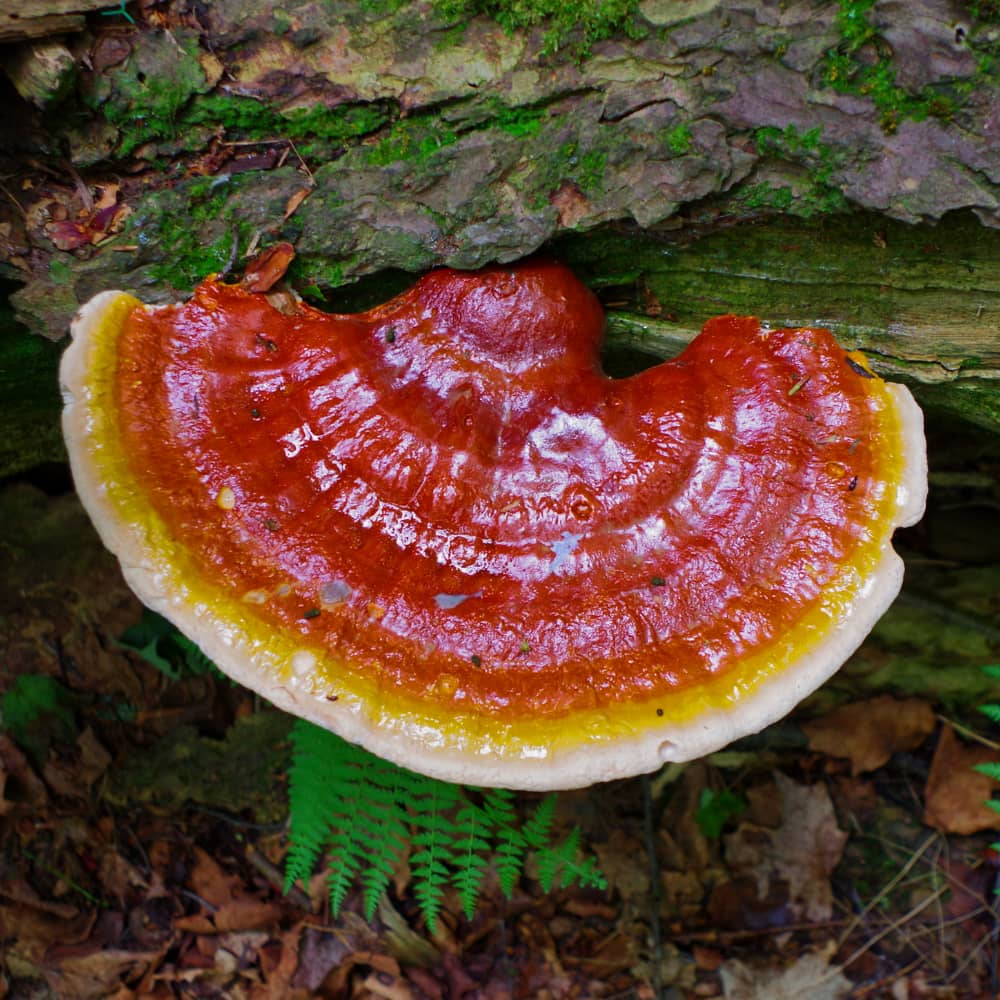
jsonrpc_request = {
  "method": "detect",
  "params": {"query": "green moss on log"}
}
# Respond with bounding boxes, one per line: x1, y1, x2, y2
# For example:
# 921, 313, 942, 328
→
820, 0, 999, 132
90, 29, 391, 161
431, 0, 642, 56
558, 212, 1000, 432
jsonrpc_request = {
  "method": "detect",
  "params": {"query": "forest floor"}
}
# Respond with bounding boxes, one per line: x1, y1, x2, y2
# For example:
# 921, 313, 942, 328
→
1, 426, 1000, 1000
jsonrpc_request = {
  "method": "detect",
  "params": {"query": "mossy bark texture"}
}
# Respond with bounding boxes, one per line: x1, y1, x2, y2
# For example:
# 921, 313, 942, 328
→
1, 0, 999, 473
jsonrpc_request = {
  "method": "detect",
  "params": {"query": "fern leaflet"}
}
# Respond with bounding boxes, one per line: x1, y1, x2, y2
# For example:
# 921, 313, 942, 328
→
483, 787, 525, 898
356, 758, 411, 920
537, 826, 580, 892
974, 761, 1000, 782
521, 794, 557, 850
452, 798, 493, 919
537, 827, 607, 892
326, 749, 379, 915
979, 664, 1000, 867
174, 633, 227, 679
409, 777, 460, 930
284, 720, 606, 927
980, 703, 1000, 726
284, 721, 338, 890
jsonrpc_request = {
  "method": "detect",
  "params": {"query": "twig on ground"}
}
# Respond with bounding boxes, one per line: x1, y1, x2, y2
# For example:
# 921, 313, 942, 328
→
641, 773, 664, 1000
245, 842, 311, 909
936, 713, 1000, 752
831, 883, 948, 980
852, 956, 923, 997
0, 182, 27, 218
835, 832, 938, 950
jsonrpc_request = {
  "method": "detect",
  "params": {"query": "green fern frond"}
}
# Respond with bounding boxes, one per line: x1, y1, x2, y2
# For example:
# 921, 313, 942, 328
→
409, 777, 461, 930
284, 722, 339, 891
174, 633, 227, 679
483, 787, 526, 898
326, 749, 381, 915
356, 760, 412, 920
538, 827, 607, 892
117, 609, 225, 680
482, 786, 518, 827
979, 665, 1000, 866
521, 794, 557, 850
283, 719, 605, 928
564, 854, 606, 891
974, 761, 1000, 782
537, 826, 577, 892
452, 799, 493, 918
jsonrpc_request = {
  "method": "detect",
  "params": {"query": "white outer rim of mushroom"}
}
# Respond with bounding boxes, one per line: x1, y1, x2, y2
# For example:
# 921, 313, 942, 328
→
62, 291, 929, 791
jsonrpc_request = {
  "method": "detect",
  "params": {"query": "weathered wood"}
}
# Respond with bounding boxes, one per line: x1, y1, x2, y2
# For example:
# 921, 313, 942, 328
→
1, 0, 999, 447
0, 13, 82, 40
554, 214, 1000, 429
0, 0, 109, 42
5, 39, 75, 104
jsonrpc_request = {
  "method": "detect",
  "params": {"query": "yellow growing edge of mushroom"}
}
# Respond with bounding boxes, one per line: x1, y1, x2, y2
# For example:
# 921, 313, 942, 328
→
61, 290, 927, 790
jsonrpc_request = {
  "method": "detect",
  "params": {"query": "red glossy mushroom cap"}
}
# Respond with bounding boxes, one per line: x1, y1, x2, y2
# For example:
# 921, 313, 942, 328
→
61, 260, 926, 789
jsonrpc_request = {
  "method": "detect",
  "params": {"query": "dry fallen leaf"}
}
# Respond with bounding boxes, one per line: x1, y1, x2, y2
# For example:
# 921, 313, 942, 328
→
550, 180, 592, 228
242, 242, 296, 293
283, 186, 312, 220
0, 879, 78, 920
923, 723, 1000, 834
42, 727, 112, 800
91, 35, 132, 73
724, 772, 848, 922
188, 846, 242, 909
803, 696, 936, 774
721, 944, 851, 1000
43, 947, 162, 1000
0, 733, 47, 815
592, 828, 649, 897
250, 922, 303, 1000
180, 847, 284, 934
0, 902, 94, 967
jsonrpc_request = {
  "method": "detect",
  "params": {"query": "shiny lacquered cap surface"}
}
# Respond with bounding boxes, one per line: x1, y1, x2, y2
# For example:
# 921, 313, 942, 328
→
60, 260, 927, 788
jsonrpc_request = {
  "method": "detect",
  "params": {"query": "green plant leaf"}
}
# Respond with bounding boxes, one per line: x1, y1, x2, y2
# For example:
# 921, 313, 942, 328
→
1, 675, 77, 756
978, 665, 1000, 857
452, 799, 493, 918
409, 777, 461, 930
974, 761, 1000, 782
695, 788, 748, 839
117, 611, 182, 678
284, 722, 341, 891
357, 760, 412, 920
173, 633, 227, 679
118, 610, 227, 681
520, 794, 557, 850
483, 787, 526, 898
980, 704, 1000, 726
282, 720, 607, 927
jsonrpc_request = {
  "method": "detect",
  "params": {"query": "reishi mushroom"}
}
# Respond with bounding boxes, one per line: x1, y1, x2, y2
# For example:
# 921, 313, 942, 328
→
60, 259, 926, 790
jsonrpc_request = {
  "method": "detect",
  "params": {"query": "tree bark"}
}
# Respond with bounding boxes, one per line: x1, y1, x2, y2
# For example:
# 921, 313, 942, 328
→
1, 0, 999, 479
